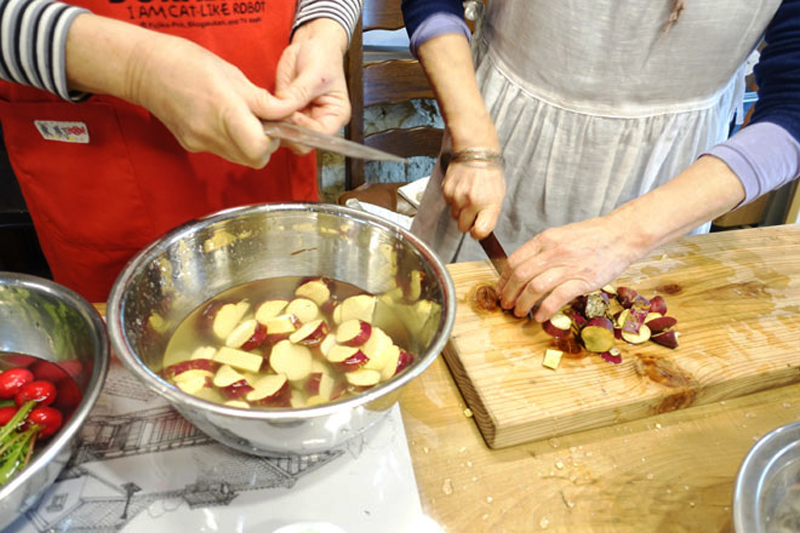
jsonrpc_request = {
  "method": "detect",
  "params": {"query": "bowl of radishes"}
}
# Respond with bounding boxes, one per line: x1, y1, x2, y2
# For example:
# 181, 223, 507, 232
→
0, 273, 109, 531
107, 203, 455, 456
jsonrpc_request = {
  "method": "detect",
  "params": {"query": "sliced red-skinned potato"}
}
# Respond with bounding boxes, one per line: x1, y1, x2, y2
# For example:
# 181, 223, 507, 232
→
616, 287, 639, 308
214, 346, 264, 374
543, 312, 572, 338
226, 319, 258, 348
290, 389, 307, 408
336, 294, 377, 325
380, 346, 402, 381
542, 348, 563, 370
321, 299, 339, 317
288, 319, 329, 346
645, 316, 678, 334
621, 324, 651, 344
175, 373, 213, 395
336, 319, 372, 346
173, 368, 215, 384
241, 322, 268, 351
194, 386, 225, 404
295, 278, 331, 307
212, 301, 250, 339
644, 312, 663, 323
255, 299, 290, 325
264, 314, 300, 344
652, 330, 680, 349
190, 346, 218, 360
269, 340, 312, 381
224, 400, 250, 409
601, 284, 617, 296
362, 328, 394, 371
400, 270, 426, 302
245, 373, 290, 404
600, 347, 622, 365
304, 372, 323, 396
213, 364, 246, 387
306, 395, 328, 407
326, 345, 369, 372
164, 359, 220, 380
649, 295, 668, 315
584, 292, 610, 319
581, 317, 616, 353
396, 350, 414, 374
319, 334, 338, 358
286, 298, 320, 324
345, 369, 381, 387
220, 379, 254, 399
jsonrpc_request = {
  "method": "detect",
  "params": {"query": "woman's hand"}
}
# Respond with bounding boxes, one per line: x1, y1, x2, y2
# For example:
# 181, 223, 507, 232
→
442, 160, 506, 239
496, 214, 648, 322
273, 18, 351, 153
124, 33, 300, 168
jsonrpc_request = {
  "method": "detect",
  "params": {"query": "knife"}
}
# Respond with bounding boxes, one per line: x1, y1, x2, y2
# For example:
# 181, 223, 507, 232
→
480, 233, 537, 320
262, 121, 407, 163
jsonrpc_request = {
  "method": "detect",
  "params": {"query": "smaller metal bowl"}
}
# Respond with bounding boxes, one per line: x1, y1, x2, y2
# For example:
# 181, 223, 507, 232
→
734, 420, 800, 533
0, 273, 109, 531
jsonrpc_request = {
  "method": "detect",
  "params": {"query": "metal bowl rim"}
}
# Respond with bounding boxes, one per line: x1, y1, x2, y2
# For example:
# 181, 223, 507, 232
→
107, 202, 456, 421
733, 419, 800, 532
0, 272, 110, 501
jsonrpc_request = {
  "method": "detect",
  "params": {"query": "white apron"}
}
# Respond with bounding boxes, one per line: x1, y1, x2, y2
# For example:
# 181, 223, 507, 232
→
411, 0, 782, 262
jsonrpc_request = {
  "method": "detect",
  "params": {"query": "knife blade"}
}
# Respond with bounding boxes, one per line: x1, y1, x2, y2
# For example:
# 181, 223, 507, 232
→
262, 121, 407, 163
479, 231, 508, 277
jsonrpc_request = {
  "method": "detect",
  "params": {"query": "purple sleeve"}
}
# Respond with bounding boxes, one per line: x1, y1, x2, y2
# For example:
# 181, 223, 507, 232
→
704, 122, 800, 206
409, 13, 471, 59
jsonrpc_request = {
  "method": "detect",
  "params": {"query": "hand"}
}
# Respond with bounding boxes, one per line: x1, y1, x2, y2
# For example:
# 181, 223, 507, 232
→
442, 161, 506, 239
496, 214, 647, 322
274, 19, 351, 154
125, 33, 298, 168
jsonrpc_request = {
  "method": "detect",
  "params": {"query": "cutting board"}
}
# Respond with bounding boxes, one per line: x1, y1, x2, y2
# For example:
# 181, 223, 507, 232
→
442, 225, 800, 449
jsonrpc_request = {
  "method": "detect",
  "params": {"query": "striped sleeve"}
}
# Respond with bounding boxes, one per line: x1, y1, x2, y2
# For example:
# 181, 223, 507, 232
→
293, 0, 363, 42
0, 0, 89, 101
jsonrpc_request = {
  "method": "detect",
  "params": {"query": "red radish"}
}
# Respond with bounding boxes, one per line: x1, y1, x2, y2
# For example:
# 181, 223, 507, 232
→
295, 278, 332, 307
645, 316, 678, 334
26, 406, 63, 439
0, 405, 17, 426
15, 380, 57, 407
652, 330, 680, 349
580, 317, 616, 353
288, 319, 329, 346
53, 378, 82, 415
649, 295, 668, 315
29, 360, 69, 384
164, 359, 220, 380
336, 319, 372, 346
0, 368, 34, 400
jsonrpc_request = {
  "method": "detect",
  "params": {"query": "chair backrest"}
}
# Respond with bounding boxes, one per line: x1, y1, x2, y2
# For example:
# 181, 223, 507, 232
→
344, 0, 444, 190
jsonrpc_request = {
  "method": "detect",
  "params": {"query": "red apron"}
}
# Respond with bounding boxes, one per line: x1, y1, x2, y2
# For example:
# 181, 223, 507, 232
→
0, 0, 317, 303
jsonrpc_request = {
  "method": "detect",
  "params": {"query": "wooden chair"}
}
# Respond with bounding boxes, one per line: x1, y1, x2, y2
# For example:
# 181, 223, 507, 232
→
339, 0, 444, 212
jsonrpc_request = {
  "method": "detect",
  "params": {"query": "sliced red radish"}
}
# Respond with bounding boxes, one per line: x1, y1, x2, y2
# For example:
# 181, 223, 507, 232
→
213, 346, 264, 374
288, 319, 329, 345
245, 373, 290, 405
345, 369, 381, 387
269, 340, 312, 381
295, 278, 331, 306
212, 301, 250, 339
255, 299, 289, 324
336, 319, 372, 346
286, 298, 320, 324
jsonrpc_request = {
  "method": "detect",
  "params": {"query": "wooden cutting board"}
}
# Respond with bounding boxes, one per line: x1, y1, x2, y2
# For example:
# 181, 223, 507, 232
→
442, 224, 800, 449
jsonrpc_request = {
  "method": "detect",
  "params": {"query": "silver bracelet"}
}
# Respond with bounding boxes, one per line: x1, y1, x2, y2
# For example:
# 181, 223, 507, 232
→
450, 148, 505, 169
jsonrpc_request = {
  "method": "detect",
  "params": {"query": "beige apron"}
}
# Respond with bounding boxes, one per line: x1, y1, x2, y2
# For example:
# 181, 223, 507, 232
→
411, 0, 782, 262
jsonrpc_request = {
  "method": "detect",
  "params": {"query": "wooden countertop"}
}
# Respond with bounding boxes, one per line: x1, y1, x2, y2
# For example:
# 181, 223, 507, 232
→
401, 224, 800, 532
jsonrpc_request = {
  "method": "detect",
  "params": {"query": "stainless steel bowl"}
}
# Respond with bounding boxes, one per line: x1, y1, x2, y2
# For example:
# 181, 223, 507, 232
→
734, 420, 800, 533
107, 203, 455, 456
0, 273, 109, 531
